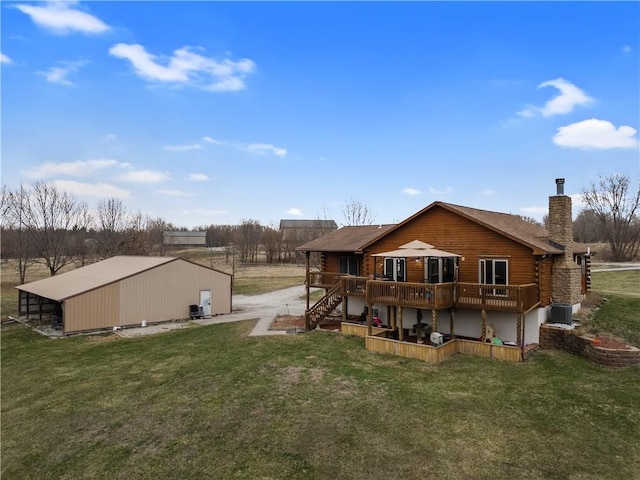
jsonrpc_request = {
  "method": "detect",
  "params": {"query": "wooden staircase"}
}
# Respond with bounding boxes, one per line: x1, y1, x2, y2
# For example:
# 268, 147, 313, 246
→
305, 282, 342, 331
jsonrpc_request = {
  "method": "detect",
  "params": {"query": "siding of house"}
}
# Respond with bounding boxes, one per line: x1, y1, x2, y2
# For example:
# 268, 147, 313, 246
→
64, 283, 120, 333
119, 260, 231, 325
321, 253, 365, 277
62, 259, 231, 333
315, 206, 574, 310
538, 257, 554, 307
358, 206, 539, 286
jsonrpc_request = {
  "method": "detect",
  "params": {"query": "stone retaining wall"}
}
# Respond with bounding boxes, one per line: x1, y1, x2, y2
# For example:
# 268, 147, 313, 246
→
540, 324, 640, 368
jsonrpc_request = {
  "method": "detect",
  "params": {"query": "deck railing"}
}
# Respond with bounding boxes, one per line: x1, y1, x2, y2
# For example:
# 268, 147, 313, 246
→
308, 271, 343, 288
338, 279, 539, 313
365, 336, 523, 363
365, 280, 455, 310
455, 283, 538, 312
341, 276, 368, 297
305, 282, 343, 330
307, 272, 540, 313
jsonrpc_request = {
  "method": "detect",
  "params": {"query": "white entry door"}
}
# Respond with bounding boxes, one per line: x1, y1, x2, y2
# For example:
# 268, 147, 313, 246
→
199, 290, 212, 316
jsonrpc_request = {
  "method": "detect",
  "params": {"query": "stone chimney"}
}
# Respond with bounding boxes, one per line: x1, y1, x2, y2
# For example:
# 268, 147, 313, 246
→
549, 178, 582, 305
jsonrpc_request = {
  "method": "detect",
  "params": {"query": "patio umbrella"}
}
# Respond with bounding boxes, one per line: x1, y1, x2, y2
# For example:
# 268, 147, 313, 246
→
372, 240, 461, 258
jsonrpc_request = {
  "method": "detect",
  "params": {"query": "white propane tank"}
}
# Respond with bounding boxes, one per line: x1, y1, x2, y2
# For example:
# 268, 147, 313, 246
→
430, 332, 443, 346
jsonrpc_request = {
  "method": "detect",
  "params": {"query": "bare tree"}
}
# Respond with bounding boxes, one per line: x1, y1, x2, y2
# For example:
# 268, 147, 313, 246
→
119, 212, 150, 255
69, 207, 94, 267
22, 181, 90, 276
206, 224, 235, 248
2, 185, 37, 283
146, 216, 174, 255
94, 198, 130, 258
573, 209, 604, 243
342, 198, 374, 226
235, 219, 262, 263
262, 225, 282, 263
581, 173, 640, 261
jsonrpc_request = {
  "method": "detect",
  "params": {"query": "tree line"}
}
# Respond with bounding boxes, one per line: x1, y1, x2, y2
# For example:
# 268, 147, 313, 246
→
2, 174, 638, 283
0, 182, 339, 282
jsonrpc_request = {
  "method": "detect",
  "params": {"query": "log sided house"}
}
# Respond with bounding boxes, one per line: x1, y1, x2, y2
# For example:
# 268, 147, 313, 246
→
297, 179, 593, 363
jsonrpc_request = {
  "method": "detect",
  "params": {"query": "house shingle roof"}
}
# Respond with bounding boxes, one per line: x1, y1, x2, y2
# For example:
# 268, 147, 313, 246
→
297, 224, 395, 252
432, 202, 590, 255
296, 202, 591, 255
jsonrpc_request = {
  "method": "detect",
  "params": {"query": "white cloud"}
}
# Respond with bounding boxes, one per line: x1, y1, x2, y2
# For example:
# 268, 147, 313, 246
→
189, 173, 209, 181
116, 170, 171, 183
553, 118, 639, 149
518, 78, 594, 118
481, 189, 495, 196
163, 143, 202, 152
622, 45, 631, 54
247, 143, 287, 157
38, 61, 86, 86
428, 186, 452, 195
53, 180, 130, 199
159, 190, 196, 197
202, 136, 222, 144
286, 208, 304, 216
109, 43, 256, 92
12, 2, 110, 35
402, 188, 421, 196
1, 53, 12, 64
24, 159, 121, 178
104, 133, 117, 141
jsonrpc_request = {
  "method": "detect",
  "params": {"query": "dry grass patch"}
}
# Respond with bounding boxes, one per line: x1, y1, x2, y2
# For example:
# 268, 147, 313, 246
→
269, 314, 305, 331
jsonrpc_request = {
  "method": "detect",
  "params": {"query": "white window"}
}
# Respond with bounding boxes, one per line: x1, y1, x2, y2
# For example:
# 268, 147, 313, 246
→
425, 257, 457, 283
384, 258, 406, 281
339, 256, 359, 275
479, 259, 508, 295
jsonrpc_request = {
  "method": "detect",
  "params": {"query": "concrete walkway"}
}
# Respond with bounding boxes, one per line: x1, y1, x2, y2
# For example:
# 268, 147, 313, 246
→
118, 285, 309, 338
591, 262, 640, 273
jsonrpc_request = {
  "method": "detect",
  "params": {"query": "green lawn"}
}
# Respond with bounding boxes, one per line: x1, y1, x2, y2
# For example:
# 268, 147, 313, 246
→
3, 314, 639, 479
2, 269, 639, 479
233, 276, 305, 296
586, 270, 640, 346
591, 269, 640, 297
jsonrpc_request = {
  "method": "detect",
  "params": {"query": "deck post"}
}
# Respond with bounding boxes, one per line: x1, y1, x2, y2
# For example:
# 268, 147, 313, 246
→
367, 303, 373, 336
516, 312, 523, 348
398, 307, 404, 341
481, 309, 487, 340
449, 308, 455, 338
416, 309, 423, 344
432, 309, 438, 333
305, 251, 310, 311
342, 296, 347, 321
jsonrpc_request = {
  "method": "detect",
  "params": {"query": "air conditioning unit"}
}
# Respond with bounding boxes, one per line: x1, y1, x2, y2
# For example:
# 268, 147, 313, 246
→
430, 332, 443, 346
550, 304, 573, 324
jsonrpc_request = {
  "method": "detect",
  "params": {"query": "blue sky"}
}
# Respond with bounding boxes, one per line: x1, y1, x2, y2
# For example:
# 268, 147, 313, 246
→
2, 1, 639, 229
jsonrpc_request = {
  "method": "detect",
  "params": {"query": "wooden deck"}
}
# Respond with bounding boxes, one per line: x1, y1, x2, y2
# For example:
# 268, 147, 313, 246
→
361, 329, 523, 363
333, 276, 539, 313
341, 322, 524, 363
